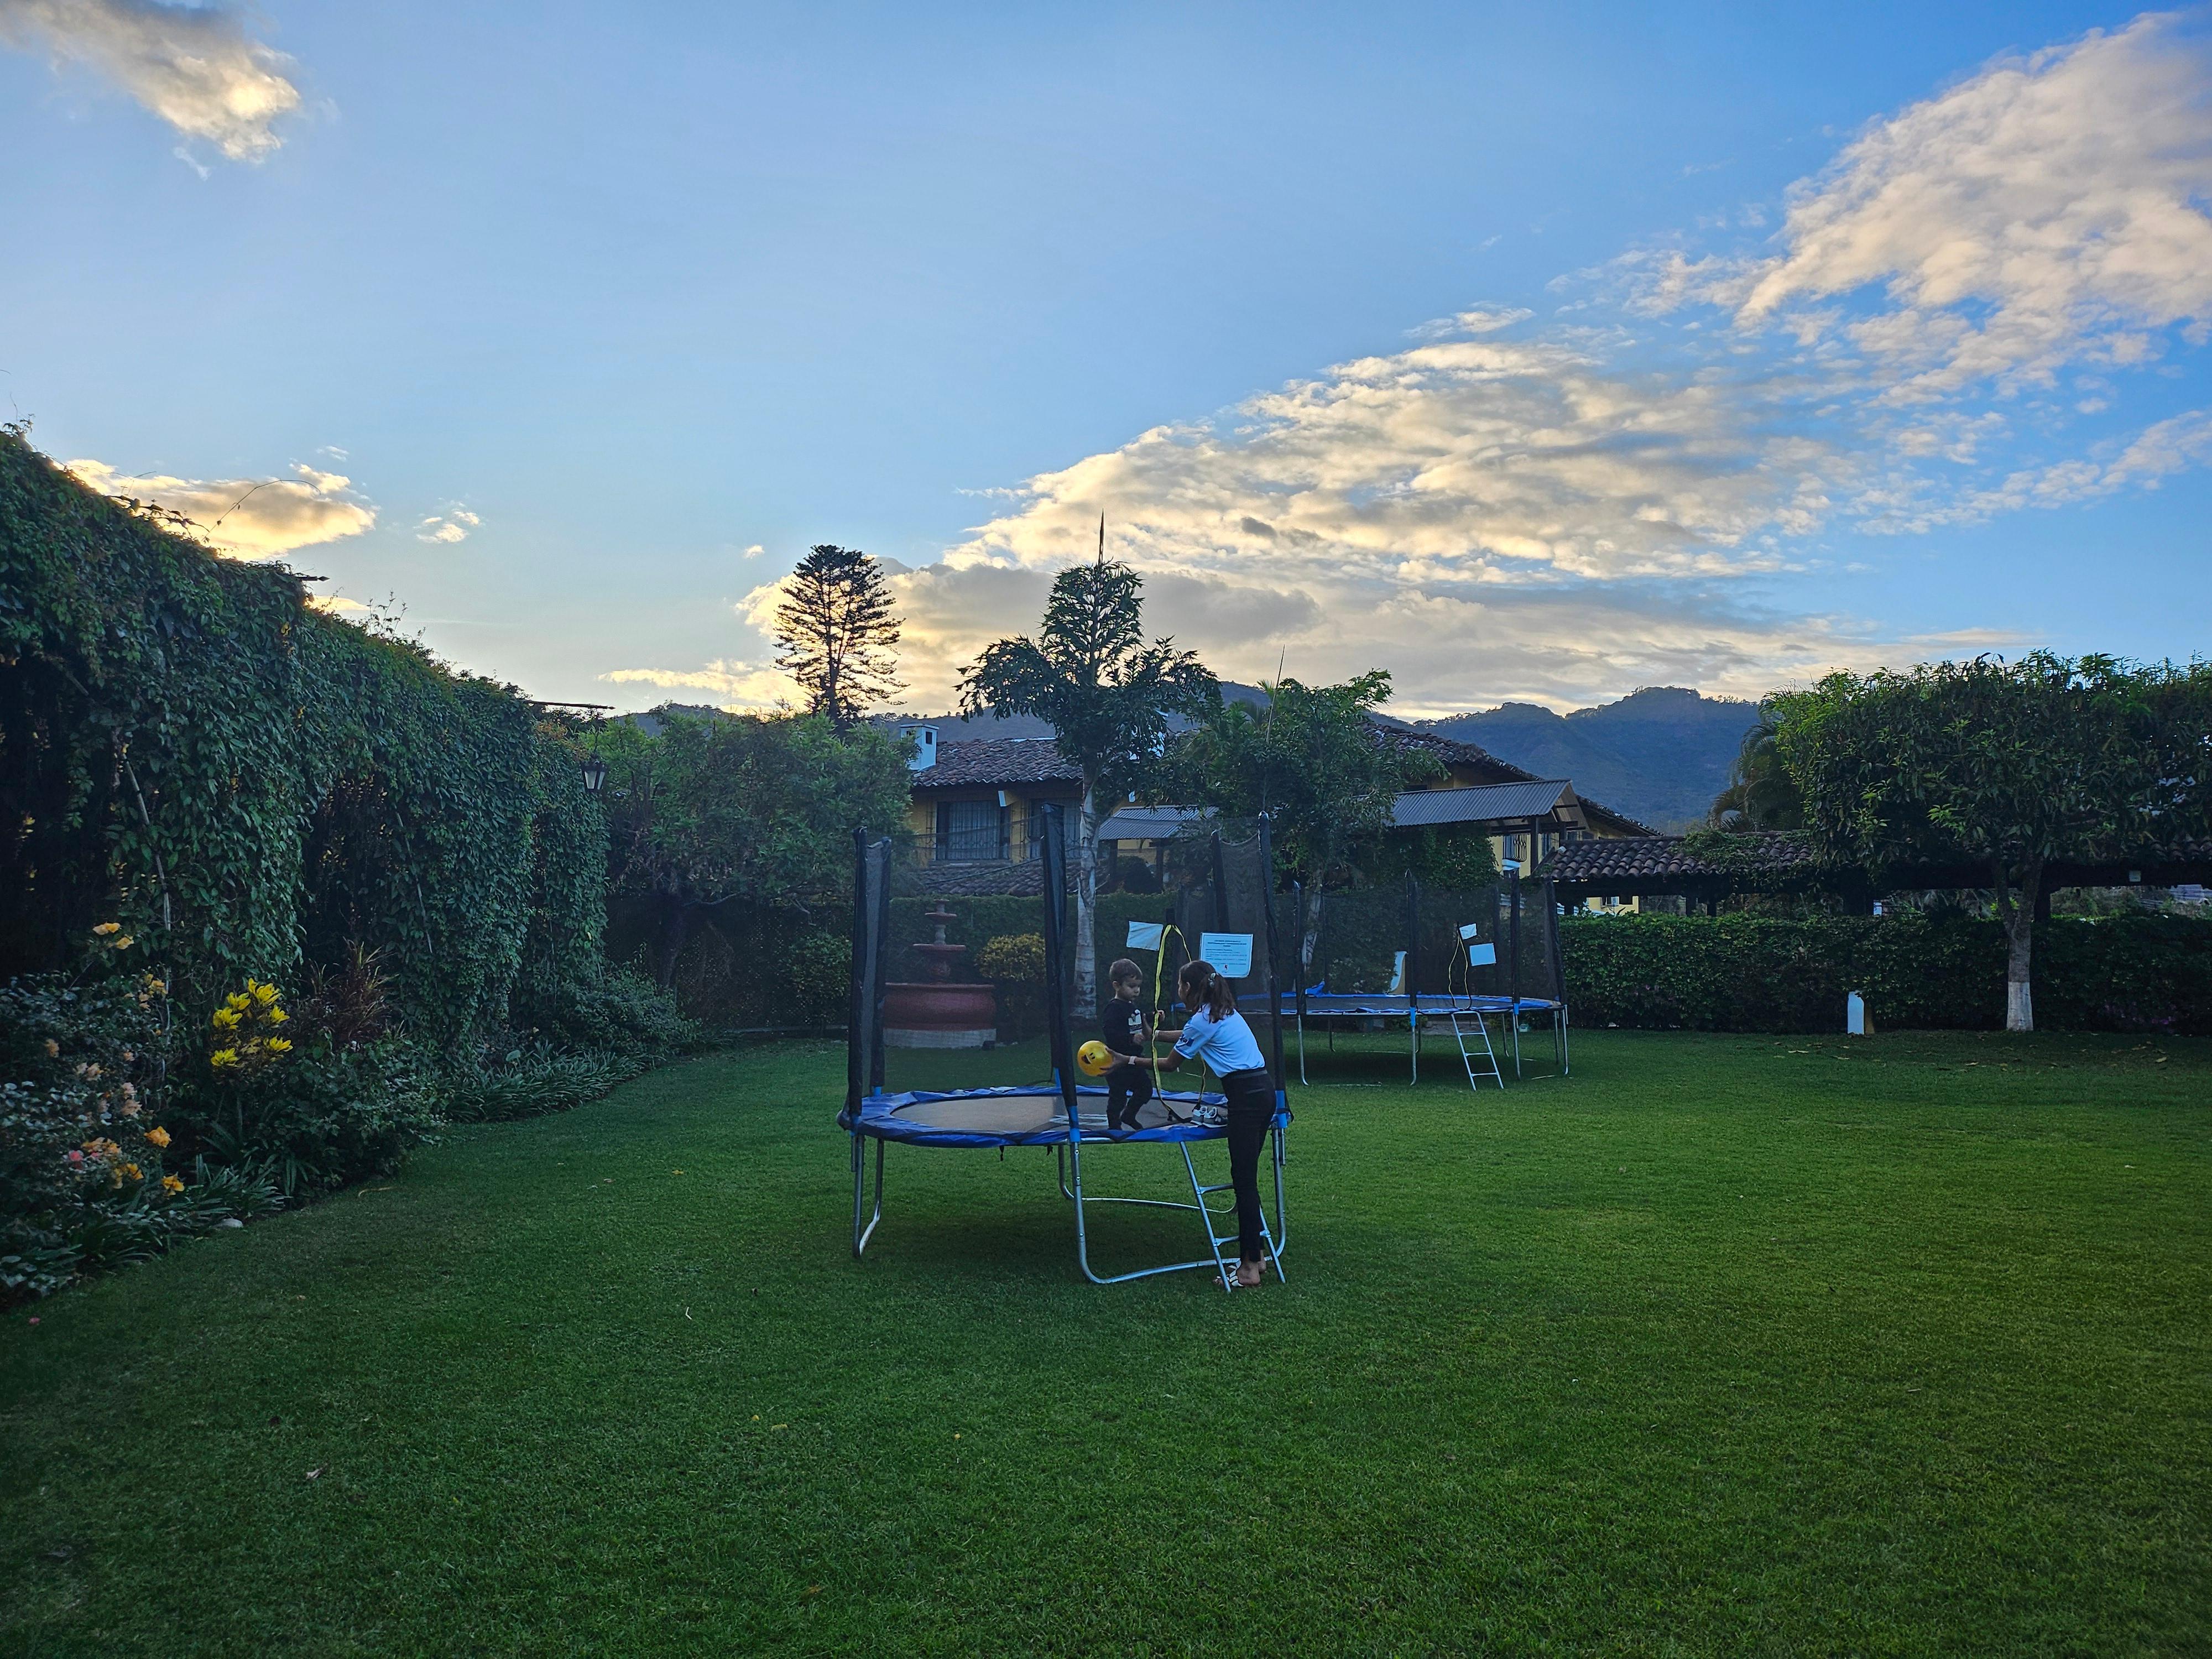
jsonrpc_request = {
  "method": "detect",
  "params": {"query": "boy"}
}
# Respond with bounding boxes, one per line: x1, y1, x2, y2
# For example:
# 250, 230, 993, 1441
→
1101, 957, 1155, 1136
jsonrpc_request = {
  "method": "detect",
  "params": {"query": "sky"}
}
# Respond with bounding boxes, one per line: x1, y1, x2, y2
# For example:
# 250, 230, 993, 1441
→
3, 1, 2208, 717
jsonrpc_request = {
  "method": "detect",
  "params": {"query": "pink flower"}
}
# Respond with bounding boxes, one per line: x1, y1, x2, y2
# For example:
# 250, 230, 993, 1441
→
66, 1150, 84, 1164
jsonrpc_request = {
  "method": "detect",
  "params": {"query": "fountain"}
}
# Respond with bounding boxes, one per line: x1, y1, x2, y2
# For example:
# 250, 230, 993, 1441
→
881, 904, 997, 1048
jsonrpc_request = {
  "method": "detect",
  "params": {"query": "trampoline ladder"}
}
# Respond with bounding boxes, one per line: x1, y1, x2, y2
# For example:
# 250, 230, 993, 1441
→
1448, 1006, 1505, 1092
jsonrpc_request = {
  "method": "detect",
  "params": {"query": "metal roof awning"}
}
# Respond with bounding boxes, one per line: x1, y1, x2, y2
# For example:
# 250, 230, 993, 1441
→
1390, 780, 1585, 831
1098, 805, 1214, 841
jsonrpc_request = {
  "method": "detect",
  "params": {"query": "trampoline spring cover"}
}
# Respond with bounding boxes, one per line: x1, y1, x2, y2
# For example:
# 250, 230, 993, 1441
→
841, 1083, 1288, 1149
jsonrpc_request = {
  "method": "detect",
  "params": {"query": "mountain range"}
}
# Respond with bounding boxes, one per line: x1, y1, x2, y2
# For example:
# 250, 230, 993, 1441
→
1406, 687, 1760, 832
882, 685, 1759, 834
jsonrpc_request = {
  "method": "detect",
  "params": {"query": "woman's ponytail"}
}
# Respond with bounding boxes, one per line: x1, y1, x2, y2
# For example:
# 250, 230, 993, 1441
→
1179, 959, 1237, 1020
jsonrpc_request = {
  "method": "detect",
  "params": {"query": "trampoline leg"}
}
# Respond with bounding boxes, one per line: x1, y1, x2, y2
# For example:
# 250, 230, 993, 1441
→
1410, 1013, 1418, 1085
852, 1134, 885, 1257
1264, 1119, 1289, 1282
1297, 1014, 1307, 1087
1512, 1010, 1524, 1079
1558, 1007, 1571, 1076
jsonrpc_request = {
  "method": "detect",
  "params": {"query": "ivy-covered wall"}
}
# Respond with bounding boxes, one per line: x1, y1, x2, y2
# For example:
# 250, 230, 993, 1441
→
0, 430, 609, 1048
1561, 912, 2212, 1035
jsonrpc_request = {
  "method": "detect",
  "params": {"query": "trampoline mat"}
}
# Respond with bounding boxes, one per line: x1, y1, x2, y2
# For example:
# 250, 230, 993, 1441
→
846, 1084, 1240, 1148
1243, 993, 1563, 1017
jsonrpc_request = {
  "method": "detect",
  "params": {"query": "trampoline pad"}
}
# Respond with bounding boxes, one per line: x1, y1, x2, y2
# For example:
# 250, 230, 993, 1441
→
847, 1084, 1243, 1147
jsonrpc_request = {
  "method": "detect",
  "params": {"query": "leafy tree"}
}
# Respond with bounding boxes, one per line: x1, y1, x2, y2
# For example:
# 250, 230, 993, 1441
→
602, 709, 912, 985
958, 547, 1217, 1014
1773, 653, 2209, 1031
1165, 672, 1442, 889
771, 545, 902, 726
1708, 700, 1803, 831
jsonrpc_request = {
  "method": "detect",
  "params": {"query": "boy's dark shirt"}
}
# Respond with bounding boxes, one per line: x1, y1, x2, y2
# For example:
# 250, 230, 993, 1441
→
1103, 995, 1147, 1065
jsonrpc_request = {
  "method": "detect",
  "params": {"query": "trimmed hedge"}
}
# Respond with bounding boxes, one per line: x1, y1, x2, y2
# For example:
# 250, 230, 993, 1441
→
1562, 913, 2212, 1035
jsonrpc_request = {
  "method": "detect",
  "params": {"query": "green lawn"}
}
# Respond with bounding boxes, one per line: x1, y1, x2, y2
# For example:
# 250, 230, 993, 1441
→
3, 1030, 2208, 1656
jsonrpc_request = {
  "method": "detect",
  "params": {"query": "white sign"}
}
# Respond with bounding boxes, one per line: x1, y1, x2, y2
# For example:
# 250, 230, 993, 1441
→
1125, 921, 1165, 951
1198, 931, 1254, 978
1466, 942, 1498, 967
1458, 921, 1484, 941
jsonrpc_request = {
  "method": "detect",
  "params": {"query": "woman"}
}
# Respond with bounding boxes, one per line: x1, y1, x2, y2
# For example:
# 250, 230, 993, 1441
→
1134, 959, 1275, 1288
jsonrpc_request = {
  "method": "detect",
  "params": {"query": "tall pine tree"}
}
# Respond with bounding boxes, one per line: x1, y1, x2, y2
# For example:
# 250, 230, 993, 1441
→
771, 544, 902, 726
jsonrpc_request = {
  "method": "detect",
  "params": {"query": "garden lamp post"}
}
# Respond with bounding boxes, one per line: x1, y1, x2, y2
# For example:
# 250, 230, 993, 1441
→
525, 699, 614, 797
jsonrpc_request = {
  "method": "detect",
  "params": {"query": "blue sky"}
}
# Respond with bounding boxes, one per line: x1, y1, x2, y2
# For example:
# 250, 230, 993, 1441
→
3, 1, 2206, 713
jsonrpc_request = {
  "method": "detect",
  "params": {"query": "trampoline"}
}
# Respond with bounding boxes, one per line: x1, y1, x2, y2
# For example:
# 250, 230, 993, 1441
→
840, 804, 1291, 1291
1266, 870, 1572, 1089
1243, 990, 1569, 1090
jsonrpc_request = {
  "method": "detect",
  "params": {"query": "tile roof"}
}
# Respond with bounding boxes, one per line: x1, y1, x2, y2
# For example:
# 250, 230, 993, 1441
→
1098, 805, 1213, 841
1543, 832, 1818, 885
1375, 720, 1659, 836
913, 738, 1083, 789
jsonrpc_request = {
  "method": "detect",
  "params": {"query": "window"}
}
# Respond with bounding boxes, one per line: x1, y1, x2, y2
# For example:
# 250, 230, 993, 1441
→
940, 800, 1004, 862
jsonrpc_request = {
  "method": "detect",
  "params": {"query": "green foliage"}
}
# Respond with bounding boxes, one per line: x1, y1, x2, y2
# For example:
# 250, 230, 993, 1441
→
785, 931, 852, 1027
1359, 826, 1498, 890
957, 552, 1218, 807
1771, 653, 2212, 1028
771, 544, 903, 724
602, 708, 911, 991
442, 1047, 645, 1125
1166, 673, 1441, 886
974, 933, 1045, 982
0, 428, 638, 1052
1562, 912, 2212, 1035
1707, 700, 1802, 830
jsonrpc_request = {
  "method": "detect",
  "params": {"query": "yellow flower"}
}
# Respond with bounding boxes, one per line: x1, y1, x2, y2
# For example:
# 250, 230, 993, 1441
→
253, 982, 279, 1004
92, 922, 120, 936
226, 992, 251, 1011
147, 979, 166, 996
43, 1039, 58, 1058
210, 1048, 240, 1070
145, 1126, 171, 1148
267, 1006, 289, 1025
161, 1175, 185, 1194
112, 936, 134, 951
121, 1163, 142, 1182
211, 1008, 241, 1030
266, 1037, 293, 1055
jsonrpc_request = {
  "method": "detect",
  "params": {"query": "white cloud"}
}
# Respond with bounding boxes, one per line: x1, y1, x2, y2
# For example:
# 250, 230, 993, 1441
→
66, 457, 374, 557
601, 660, 791, 712
637, 13, 2207, 713
743, 543, 764, 558
0, 0, 304, 161
1735, 12, 2212, 399
416, 508, 481, 544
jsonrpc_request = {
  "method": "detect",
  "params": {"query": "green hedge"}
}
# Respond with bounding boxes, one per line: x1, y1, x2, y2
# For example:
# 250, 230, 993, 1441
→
0, 429, 637, 1047
1561, 913, 2212, 1035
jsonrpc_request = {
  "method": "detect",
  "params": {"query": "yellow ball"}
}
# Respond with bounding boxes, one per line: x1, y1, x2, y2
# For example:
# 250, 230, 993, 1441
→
1076, 1040, 1115, 1077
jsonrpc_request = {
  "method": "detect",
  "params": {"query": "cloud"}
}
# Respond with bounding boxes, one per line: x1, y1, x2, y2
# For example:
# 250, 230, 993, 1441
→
638, 13, 2206, 713
602, 660, 791, 712
1731, 12, 2212, 399
0, 0, 304, 161
416, 508, 481, 544
66, 457, 374, 557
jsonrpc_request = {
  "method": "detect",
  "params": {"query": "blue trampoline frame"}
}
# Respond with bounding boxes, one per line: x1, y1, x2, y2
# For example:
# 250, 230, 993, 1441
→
842, 805, 1293, 1291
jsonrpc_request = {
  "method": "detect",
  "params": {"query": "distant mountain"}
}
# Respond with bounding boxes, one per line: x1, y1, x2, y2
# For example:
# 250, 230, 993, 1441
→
1410, 687, 1761, 832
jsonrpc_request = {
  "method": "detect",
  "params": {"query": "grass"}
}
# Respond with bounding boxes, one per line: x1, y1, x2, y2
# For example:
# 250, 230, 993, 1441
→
2, 1029, 2208, 1656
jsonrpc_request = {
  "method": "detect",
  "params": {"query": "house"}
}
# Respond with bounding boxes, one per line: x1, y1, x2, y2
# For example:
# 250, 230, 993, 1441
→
893, 723, 1082, 894
1376, 724, 1654, 872
886, 713, 1655, 894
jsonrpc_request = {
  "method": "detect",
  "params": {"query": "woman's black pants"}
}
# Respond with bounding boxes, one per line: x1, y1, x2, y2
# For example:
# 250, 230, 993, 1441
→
1221, 1069, 1275, 1264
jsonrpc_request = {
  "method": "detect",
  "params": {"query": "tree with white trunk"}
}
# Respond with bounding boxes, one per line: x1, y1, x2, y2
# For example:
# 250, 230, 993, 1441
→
1773, 654, 2211, 1032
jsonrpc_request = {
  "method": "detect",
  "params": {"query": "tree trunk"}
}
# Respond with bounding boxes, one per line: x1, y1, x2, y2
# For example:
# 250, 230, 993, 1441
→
1073, 781, 1100, 1019
1999, 855, 2043, 1033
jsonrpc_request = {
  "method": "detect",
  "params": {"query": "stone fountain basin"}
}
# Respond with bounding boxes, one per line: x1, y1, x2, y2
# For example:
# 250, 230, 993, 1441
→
882, 980, 998, 1049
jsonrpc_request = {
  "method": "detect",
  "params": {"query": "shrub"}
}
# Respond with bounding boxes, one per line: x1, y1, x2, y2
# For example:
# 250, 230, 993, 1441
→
1561, 912, 2212, 1034
442, 1046, 642, 1124
975, 933, 1046, 982
509, 963, 694, 1055
786, 931, 851, 1028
